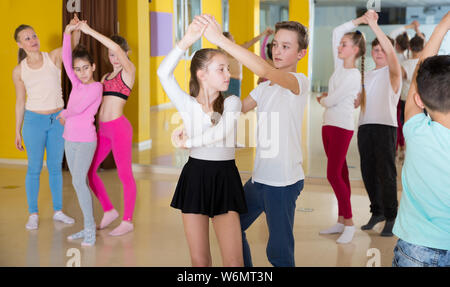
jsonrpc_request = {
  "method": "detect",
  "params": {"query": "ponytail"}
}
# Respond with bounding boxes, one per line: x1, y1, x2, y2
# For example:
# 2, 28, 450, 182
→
360, 54, 366, 113
18, 48, 27, 64
14, 24, 34, 64
346, 30, 367, 113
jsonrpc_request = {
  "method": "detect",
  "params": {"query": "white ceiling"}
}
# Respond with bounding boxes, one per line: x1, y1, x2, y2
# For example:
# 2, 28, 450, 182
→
314, 0, 450, 7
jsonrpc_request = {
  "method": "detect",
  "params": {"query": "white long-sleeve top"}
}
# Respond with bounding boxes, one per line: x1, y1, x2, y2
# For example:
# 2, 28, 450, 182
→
157, 45, 241, 161
319, 20, 361, 131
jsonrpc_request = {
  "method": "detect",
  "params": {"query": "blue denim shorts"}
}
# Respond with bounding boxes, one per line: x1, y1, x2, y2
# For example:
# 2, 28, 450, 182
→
392, 239, 450, 267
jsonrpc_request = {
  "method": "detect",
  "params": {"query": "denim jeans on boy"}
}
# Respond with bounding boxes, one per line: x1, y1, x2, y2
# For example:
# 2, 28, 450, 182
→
240, 178, 304, 267
392, 239, 450, 267
22, 110, 65, 214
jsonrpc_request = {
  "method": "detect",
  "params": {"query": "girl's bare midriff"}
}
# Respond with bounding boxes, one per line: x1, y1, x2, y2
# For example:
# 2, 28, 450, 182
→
98, 96, 127, 122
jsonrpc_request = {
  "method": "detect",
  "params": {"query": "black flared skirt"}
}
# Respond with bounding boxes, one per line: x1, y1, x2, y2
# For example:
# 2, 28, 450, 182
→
171, 157, 248, 217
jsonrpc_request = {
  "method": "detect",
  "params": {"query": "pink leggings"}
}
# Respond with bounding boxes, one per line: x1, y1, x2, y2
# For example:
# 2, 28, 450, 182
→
88, 116, 136, 221
322, 125, 354, 219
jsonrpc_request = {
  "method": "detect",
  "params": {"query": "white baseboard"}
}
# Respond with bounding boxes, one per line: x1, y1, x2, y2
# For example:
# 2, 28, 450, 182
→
134, 139, 152, 151
150, 102, 174, 111
0, 158, 29, 166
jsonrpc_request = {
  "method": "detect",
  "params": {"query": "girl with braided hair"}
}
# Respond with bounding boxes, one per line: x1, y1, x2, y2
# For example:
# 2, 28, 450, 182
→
317, 15, 367, 244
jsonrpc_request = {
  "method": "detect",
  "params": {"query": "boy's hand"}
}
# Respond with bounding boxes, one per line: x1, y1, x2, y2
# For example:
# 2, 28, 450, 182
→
178, 17, 208, 50
201, 14, 225, 46
443, 11, 450, 29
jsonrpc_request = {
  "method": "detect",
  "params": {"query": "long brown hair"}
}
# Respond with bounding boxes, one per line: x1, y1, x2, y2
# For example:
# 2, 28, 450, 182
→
345, 30, 367, 112
14, 24, 34, 64
189, 48, 226, 125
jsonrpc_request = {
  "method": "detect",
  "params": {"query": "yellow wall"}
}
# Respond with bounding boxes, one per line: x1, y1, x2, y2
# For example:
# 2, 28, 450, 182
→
289, 0, 311, 173
118, 0, 151, 145
229, 0, 260, 99
0, 0, 63, 160
149, 0, 224, 107
201, 0, 223, 49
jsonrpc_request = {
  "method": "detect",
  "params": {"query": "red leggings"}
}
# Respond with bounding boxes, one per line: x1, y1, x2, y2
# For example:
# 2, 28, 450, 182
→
322, 125, 354, 219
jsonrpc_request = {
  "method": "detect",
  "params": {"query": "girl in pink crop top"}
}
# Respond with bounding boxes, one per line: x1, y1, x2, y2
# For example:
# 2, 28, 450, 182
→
103, 70, 132, 100
77, 20, 137, 237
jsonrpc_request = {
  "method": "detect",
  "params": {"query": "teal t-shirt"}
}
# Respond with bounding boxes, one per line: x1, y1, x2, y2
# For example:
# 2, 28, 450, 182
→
393, 113, 450, 250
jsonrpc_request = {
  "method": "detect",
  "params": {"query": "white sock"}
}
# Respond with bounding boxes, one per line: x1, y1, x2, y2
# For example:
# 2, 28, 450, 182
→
336, 226, 355, 244
53, 211, 75, 224
319, 223, 345, 234
26, 214, 39, 230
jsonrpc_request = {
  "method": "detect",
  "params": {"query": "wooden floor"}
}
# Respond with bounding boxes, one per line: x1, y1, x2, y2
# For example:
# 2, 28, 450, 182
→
0, 93, 404, 267
0, 163, 401, 267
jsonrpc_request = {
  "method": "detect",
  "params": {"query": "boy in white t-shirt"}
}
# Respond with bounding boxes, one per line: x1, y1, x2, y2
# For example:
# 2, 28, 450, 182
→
200, 15, 309, 267
355, 11, 403, 237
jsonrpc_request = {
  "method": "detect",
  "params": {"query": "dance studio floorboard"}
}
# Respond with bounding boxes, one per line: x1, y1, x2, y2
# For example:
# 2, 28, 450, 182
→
0, 163, 402, 267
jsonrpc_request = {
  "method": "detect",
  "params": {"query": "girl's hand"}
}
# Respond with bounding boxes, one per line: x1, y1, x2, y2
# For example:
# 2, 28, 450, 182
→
56, 113, 65, 126
354, 93, 362, 108
65, 22, 82, 34
171, 126, 188, 149
15, 133, 24, 151
201, 14, 225, 46
354, 15, 368, 26
365, 10, 379, 27
78, 20, 91, 34
69, 13, 80, 26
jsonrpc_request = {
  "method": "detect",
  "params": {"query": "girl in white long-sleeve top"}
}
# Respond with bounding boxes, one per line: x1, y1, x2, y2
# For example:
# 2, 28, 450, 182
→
317, 15, 367, 244
157, 19, 246, 267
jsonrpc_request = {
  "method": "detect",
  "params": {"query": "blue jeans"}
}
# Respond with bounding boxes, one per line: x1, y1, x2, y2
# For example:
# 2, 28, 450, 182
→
392, 239, 450, 267
22, 110, 65, 214
240, 178, 304, 267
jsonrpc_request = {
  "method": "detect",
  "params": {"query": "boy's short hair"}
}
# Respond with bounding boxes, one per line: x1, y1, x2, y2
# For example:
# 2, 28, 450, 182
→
409, 35, 425, 53
416, 55, 450, 113
372, 36, 395, 48
275, 21, 309, 51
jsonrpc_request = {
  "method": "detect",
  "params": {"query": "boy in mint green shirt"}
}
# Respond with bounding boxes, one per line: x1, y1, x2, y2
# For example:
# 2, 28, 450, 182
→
392, 12, 450, 267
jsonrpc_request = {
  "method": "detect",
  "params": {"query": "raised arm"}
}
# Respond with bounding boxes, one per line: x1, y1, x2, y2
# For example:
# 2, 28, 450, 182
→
332, 17, 364, 69
49, 14, 81, 69
404, 12, 450, 122
12, 65, 26, 151
78, 21, 135, 75
367, 10, 402, 94
157, 17, 208, 113
241, 27, 273, 50
62, 24, 82, 86
201, 15, 304, 95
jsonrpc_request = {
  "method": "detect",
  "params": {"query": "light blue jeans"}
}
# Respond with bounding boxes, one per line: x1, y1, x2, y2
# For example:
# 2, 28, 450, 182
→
22, 110, 65, 214
392, 239, 450, 267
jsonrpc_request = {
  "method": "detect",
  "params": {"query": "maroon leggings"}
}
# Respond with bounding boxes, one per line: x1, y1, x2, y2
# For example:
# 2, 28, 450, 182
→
322, 125, 354, 219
